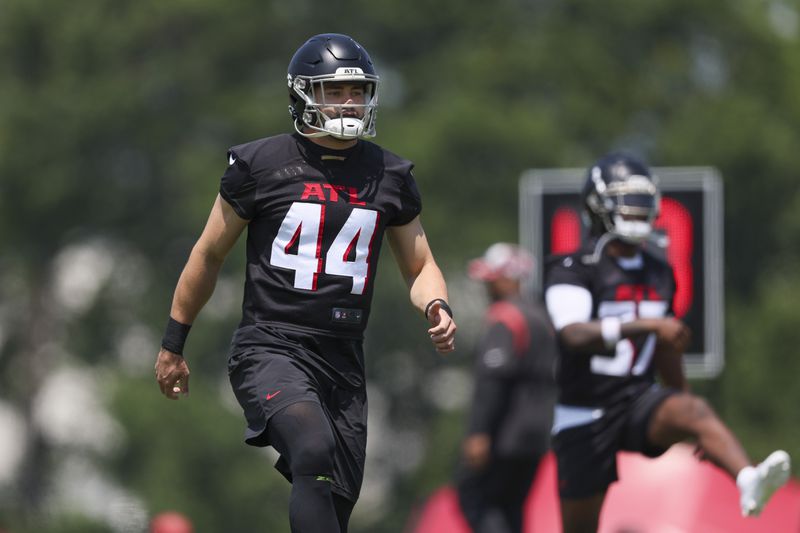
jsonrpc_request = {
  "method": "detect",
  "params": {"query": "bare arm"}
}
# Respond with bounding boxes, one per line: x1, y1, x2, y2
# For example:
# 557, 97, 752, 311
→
559, 317, 690, 355
560, 317, 690, 390
546, 281, 689, 388
155, 195, 249, 399
386, 216, 456, 353
653, 340, 689, 391
170, 195, 248, 323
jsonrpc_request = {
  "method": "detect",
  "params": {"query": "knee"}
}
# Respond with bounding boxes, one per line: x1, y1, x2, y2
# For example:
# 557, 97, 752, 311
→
290, 435, 336, 475
688, 395, 714, 418
679, 394, 718, 430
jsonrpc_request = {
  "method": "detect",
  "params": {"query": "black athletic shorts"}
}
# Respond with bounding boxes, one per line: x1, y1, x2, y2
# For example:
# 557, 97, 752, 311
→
227, 323, 367, 502
552, 384, 676, 499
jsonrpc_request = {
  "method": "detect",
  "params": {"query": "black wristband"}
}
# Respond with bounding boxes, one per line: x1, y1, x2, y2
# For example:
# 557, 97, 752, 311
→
161, 317, 191, 356
425, 298, 453, 320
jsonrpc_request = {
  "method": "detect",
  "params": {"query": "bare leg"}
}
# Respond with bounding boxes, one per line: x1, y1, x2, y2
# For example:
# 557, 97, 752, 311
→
560, 492, 606, 533
647, 393, 791, 517
647, 392, 750, 477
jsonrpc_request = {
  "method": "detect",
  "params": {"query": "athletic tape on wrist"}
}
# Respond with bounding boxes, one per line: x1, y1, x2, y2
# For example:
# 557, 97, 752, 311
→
161, 317, 191, 356
600, 317, 621, 350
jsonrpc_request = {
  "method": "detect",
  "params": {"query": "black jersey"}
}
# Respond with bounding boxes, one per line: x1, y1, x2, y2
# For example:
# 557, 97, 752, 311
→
544, 242, 676, 407
220, 133, 421, 338
466, 297, 557, 458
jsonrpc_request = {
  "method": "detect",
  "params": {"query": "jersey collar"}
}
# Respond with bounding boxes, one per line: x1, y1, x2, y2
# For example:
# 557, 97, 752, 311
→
293, 132, 362, 162
615, 253, 644, 270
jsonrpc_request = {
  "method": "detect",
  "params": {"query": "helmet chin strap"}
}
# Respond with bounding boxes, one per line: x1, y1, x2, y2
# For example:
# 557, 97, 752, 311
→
292, 117, 365, 140
582, 232, 615, 265
582, 218, 653, 265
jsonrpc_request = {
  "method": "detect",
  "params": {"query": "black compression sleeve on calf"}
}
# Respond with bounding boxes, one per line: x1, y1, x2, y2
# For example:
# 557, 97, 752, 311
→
161, 317, 191, 356
425, 298, 453, 320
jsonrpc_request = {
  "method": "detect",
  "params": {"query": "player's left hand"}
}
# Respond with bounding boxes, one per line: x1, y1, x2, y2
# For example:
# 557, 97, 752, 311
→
427, 301, 456, 353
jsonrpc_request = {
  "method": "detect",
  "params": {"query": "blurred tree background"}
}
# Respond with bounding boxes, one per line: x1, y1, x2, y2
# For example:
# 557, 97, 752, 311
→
1, 0, 799, 531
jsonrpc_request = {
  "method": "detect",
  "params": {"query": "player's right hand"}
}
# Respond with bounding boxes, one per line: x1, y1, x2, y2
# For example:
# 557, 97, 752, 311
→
155, 348, 190, 400
654, 317, 691, 354
462, 433, 491, 471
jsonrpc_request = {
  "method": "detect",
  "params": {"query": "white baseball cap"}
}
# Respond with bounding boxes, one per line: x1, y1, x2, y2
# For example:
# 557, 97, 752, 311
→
467, 243, 535, 281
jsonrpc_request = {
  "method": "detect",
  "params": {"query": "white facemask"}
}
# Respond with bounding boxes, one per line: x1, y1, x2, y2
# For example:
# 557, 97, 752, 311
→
611, 214, 653, 244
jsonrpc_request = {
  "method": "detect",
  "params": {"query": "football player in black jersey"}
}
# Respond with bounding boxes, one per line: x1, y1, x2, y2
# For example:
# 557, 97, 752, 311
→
153, 33, 456, 533
456, 243, 557, 533
544, 153, 790, 533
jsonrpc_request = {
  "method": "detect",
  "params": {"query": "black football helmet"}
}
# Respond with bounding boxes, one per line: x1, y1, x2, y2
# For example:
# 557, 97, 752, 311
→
287, 33, 379, 140
581, 152, 661, 244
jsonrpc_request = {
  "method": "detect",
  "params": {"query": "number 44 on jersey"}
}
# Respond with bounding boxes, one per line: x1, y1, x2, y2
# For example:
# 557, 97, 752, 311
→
271, 202, 378, 295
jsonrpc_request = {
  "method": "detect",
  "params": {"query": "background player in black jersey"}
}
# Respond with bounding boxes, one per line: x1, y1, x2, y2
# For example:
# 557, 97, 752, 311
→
455, 243, 557, 533
153, 33, 456, 533
544, 153, 790, 533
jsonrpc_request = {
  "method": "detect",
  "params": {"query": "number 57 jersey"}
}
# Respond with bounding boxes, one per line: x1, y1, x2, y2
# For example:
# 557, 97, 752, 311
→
219, 133, 422, 339
544, 241, 677, 408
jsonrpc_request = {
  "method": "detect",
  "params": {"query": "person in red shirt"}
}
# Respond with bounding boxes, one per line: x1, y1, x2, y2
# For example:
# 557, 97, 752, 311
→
456, 243, 557, 533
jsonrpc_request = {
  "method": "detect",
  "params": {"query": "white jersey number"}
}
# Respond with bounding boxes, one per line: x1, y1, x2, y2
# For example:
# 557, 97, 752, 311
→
591, 300, 667, 377
270, 202, 378, 294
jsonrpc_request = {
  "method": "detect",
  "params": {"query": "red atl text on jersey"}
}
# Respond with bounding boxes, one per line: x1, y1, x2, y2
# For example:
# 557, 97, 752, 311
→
300, 182, 366, 206
614, 284, 662, 303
